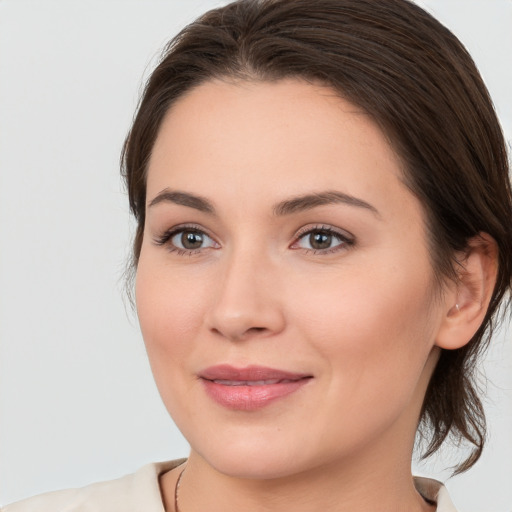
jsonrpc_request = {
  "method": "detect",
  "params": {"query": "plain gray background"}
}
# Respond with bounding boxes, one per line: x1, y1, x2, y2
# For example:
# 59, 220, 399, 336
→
1, 1, 511, 510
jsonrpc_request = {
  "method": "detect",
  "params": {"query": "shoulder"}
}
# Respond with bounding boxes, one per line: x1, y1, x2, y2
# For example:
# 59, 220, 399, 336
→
414, 476, 458, 512
2, 459, 185, 512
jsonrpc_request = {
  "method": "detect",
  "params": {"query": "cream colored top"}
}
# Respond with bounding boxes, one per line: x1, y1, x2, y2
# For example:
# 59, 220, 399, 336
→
2, 459, 457, 511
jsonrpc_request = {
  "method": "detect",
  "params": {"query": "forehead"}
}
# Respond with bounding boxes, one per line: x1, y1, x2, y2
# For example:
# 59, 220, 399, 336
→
147, 78, 416, 221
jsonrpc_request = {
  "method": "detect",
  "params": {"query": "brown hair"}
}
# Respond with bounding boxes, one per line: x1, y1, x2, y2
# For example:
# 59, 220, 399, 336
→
121, 0, 512, 473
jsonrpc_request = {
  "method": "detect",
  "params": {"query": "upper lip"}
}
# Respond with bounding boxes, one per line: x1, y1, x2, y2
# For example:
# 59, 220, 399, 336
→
200, 364, 311, 382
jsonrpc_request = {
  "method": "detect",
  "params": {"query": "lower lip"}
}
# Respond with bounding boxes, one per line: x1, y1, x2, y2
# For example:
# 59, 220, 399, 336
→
201, 379, 311, 411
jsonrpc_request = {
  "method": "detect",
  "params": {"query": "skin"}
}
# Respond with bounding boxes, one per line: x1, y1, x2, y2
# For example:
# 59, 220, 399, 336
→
135, 79, 493, 512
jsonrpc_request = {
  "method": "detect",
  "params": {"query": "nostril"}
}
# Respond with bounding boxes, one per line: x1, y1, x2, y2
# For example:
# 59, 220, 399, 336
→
209, 326, 266, 339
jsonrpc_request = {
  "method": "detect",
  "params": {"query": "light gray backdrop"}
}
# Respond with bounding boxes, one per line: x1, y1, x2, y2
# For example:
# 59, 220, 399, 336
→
0, 1, 511, 510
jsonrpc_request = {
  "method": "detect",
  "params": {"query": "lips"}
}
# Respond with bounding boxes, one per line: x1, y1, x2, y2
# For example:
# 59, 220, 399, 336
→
210, 379, 296, 386
199, 365, 312, 411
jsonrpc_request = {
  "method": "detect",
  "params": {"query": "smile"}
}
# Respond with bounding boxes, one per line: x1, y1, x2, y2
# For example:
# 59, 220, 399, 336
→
211, 379, 298, 386
200, 365, 312, 411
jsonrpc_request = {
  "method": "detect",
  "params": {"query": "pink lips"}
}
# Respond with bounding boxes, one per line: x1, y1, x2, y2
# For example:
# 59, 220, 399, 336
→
200, 365, 312, 411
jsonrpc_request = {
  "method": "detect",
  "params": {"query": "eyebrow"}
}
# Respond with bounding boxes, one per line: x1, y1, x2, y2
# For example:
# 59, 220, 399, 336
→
273, 190, 380, 217
148, 188, 379, 217
148, 189, 215, 214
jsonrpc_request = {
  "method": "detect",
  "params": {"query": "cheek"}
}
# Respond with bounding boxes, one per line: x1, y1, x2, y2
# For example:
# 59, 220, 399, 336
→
291, 257, 436, 385
285, 259, 438, 446
135, 256, 214, 424
135, 255, 208, 368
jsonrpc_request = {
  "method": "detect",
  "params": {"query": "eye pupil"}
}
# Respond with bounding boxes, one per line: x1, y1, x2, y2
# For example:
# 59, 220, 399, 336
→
182, 231, 203, 249
310, 232, 332, 250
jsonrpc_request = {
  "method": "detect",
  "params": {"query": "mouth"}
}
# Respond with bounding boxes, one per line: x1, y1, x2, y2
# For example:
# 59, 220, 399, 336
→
209, 378, 301, 386
199, 365, 313, 411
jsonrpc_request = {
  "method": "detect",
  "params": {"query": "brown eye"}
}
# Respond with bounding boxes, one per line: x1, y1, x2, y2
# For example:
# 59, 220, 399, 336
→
309, 232, 333, 250
166, 228, 218, 252
180, 231, 204, 249
292, 227, 353, 253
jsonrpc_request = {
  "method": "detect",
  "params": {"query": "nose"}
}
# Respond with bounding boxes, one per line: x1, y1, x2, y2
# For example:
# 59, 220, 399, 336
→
205, 248, 286, 342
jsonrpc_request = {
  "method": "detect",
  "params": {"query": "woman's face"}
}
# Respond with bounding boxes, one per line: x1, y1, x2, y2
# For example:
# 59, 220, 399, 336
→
136, 79, 448, 478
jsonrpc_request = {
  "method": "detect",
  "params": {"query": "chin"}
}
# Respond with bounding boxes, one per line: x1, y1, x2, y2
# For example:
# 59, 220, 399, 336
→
189, 427, 327, 480
192, 436, 304, 480
201, 449, 302, 480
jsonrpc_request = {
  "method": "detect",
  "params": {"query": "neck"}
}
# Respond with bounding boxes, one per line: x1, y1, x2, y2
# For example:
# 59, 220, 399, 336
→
164, 436, 434, 512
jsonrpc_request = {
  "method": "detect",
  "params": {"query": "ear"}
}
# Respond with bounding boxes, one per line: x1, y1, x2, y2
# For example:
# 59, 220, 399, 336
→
435, 233, 498, 350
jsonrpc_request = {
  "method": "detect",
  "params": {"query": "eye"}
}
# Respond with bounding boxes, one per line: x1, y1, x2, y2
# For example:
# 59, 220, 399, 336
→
172, 230, 213, 250
291, 225, 354, 253
154, 225, 219, 254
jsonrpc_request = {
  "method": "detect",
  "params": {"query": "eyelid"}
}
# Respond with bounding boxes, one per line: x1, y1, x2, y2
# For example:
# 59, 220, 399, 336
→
290, 224, 355, 253
153, 223, 220, 251
294, 224, 354, 240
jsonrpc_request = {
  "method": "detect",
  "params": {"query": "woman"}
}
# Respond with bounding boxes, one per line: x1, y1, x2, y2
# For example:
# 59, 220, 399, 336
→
3, 0, 511, 510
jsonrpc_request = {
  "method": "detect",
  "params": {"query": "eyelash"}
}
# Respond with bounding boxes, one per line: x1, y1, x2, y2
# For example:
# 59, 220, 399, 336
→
291, 224, 355, 255
153, 224, 217, 256
153, 224, 355, 256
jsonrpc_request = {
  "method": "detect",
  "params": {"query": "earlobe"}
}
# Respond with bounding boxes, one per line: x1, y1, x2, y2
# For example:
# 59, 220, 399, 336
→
435, 233, 498, 350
